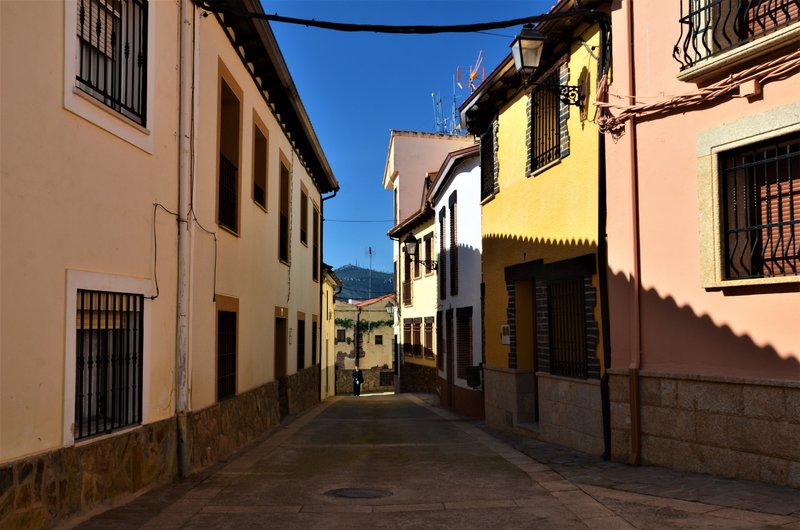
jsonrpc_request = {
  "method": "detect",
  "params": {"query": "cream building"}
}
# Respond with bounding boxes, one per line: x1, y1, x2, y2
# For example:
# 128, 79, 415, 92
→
321, 264, 343, 400
0, 0, 337, 527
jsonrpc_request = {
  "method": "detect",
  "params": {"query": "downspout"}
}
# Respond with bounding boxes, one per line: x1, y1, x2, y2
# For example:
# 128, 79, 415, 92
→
176, 0, 194, 478
624, 0, 643, 467
596, 13, 613, 461
320, 189, 337, 399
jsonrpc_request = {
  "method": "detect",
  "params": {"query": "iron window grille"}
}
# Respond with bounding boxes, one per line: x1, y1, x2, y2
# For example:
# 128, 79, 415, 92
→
300, 190, 308, 244
217, 310, 237, 401
311, 321, 318, 365
279, 164, 290, 263
219, 154, 238, 232
297, 318, 306, 371
375, 334, 383, 345
75, 289, 143, 440
530, 69, 564, 172
547, 278, 588, 379
674, 0, 800, 69
76, 0, 148, 126
721, 133, 800, 280
456, 307, 473, 380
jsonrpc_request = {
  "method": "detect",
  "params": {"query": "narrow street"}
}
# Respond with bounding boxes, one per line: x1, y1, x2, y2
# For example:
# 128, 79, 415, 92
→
74, 394, 800, 529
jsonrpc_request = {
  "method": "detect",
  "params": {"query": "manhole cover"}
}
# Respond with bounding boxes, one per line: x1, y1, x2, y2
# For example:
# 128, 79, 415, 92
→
325, 488, 392, 499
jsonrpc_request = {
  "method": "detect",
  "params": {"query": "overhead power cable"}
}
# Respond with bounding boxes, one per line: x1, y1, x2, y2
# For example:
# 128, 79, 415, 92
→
193, 1, 605, 34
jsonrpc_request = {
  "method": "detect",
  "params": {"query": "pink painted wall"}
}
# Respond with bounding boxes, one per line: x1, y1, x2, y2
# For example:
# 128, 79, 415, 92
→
605, 1, 800, 380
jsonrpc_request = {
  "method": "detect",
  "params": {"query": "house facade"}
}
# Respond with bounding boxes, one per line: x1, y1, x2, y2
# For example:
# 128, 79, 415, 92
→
0, 0, 337, 526
461, 0, 611, 454
321, 264, 342, 400
602, 0, 800, 485
428, 145, 485, 418
384, 131, 473, 393
334, 294, 395, 371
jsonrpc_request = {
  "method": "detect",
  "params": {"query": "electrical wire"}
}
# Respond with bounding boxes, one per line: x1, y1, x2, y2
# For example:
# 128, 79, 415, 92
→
193, 1, 606, 34
326, 218, 394, 223
151, 203, 181, 300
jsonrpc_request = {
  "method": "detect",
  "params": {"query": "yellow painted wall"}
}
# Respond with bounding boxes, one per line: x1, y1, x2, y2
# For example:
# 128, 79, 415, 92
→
399, 220, 438, 368
482, 28, 603, 372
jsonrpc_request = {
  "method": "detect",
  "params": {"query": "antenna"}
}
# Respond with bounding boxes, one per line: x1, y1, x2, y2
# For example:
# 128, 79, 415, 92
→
431, 92, 445, 133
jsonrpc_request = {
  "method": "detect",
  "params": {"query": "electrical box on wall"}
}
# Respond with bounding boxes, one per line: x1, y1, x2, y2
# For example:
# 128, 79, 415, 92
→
500, 324, 510, 345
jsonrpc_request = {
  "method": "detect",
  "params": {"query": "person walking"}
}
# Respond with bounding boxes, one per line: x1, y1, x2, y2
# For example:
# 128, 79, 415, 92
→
352, 366, 364, 396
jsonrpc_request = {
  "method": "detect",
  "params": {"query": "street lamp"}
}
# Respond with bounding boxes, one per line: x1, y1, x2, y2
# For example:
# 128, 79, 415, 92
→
403, 233, 437, 271
510, 26, 546, 78
511, 25, 583, 110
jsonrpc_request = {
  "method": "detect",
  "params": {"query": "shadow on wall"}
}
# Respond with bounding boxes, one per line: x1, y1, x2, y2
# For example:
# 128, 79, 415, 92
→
607, 268, 800, 378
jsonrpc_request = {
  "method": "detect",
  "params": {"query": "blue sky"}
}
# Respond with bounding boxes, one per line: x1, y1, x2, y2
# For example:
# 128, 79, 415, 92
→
266, 0, 554, 273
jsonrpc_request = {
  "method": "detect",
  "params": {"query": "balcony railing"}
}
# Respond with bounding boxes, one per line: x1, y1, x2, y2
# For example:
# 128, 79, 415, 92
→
674, 0, 800, 69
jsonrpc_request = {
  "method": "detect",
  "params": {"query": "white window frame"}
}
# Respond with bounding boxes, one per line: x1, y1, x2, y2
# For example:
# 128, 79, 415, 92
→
63, 0, 156, 153
63, 270, 152, 447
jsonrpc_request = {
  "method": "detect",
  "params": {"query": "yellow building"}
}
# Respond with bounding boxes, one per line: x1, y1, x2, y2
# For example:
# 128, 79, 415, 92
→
321, 264, 343, 400
0, 0, 337, 526
461, 0, 611, 455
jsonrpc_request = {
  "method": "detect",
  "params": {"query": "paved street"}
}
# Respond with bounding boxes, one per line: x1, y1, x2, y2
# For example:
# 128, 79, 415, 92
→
71, 393, 800, 529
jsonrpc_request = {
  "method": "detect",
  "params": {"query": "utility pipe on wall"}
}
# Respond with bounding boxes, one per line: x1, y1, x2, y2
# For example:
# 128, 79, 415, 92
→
176, 0, 194, 478
624, 0, 643, 467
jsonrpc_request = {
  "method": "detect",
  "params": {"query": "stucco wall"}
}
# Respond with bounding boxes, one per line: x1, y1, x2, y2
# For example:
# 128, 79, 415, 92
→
0, 0, 180, 462
605, 1, 800, 380
191, 13, 322, 410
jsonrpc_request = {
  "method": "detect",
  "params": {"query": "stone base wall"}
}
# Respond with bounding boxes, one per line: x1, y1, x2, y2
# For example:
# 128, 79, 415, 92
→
286, 365, 321, 416
335, 368, 395, 395
610, 369, 800, 488
0, 418, 177, 530
400, 362, 437, 394
1, 369, 322, 529
538, 373, 603, 454
483, 365, 536, 429
186, 381, 281, 472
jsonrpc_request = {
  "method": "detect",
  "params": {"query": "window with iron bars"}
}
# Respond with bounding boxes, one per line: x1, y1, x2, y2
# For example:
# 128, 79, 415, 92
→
548, 278, 588, 379
675, 0, 800, 69
217, 310, 237, 401
529, 68, 567, 173
721, 133, 800, 280
75, 289, 144, 440
76, 0, 148, 126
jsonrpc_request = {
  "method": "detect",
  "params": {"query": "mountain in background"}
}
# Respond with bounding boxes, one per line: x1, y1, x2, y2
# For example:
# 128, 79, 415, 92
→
334, 264, 394, 301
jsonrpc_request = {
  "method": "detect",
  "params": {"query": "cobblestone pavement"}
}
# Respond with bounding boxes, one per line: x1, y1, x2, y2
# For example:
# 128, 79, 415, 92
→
67, 393, 800, 529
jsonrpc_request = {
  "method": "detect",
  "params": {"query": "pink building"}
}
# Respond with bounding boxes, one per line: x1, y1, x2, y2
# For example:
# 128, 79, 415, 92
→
603, 0, 800, 486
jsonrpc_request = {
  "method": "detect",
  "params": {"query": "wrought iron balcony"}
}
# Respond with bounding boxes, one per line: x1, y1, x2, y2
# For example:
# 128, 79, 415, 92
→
674, 0, 800, 69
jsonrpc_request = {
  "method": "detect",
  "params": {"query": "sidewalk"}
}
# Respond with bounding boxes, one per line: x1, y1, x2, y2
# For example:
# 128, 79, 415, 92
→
69, 393, 800, 529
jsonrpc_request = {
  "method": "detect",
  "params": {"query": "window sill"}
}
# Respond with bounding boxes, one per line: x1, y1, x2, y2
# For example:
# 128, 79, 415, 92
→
253, 201, 268, 213
218, 224, 240, 238
528, 157, 562, 178
677, 23, 800, 83
703, 274, 800, 291
480, 193, 497, 206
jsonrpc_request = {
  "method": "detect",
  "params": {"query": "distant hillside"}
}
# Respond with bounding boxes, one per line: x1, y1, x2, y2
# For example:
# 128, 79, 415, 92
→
335, 264, 394, 301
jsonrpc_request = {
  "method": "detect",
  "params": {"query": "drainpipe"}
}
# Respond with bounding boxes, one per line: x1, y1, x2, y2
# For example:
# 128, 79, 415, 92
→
624, 0, 643, 467
320, 189, 337, 399
176, 0, 194, 478
595, 13, 613, 462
